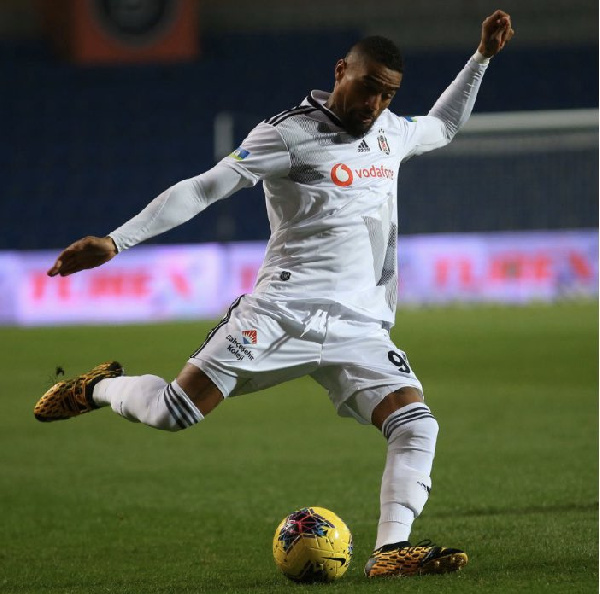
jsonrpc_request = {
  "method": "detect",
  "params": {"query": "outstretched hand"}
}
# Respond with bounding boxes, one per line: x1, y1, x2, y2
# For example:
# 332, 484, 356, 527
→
47, 236, 118, 277
478, 10, 514, 58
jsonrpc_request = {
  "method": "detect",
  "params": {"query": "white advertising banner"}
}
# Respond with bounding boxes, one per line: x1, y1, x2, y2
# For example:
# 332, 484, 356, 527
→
0, 230, 596, 325
9, 245, 224, 325
397, 230, 598, 304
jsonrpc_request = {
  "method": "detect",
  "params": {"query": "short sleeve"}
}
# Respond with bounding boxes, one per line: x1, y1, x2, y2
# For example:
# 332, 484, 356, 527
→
221, 121, 291, 185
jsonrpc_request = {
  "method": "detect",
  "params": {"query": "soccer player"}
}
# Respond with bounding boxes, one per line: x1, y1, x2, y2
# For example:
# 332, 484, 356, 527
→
35, 10, 513, 578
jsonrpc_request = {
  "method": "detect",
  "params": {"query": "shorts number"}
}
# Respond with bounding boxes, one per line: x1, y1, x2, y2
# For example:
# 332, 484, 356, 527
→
388, 350, 411, 374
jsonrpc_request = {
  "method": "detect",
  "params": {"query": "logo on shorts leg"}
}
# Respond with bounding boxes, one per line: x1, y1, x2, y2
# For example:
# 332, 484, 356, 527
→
242, 329, 258, 344
226, 334, 255, 361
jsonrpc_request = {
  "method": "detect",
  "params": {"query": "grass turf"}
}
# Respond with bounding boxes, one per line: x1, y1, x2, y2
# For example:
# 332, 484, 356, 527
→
0, 303, 597, 593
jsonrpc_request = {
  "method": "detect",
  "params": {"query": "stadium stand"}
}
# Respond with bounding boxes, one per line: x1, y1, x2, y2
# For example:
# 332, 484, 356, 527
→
0, 34, 597, 250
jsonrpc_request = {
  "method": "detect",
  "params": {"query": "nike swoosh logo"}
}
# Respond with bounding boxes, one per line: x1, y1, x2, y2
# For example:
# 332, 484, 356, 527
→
322, 556, 347, 565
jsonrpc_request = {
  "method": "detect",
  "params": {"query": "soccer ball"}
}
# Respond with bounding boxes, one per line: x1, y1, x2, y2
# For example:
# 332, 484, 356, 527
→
272, 506, 353, 582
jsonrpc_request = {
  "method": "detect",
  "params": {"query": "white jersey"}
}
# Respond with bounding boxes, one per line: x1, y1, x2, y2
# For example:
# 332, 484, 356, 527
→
109, 54, 489, 326
222, 93, 455, 325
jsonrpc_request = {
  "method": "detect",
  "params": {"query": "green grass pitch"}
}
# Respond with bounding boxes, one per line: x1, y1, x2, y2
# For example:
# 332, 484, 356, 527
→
0, 303, 597, 593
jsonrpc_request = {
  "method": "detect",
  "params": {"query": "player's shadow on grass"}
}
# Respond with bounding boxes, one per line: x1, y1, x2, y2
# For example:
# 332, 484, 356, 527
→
428, 502, 597, 518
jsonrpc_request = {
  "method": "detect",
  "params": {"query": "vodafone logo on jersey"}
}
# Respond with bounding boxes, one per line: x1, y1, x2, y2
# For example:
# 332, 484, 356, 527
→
331, 163, 353, 187
330, 163, 395, 187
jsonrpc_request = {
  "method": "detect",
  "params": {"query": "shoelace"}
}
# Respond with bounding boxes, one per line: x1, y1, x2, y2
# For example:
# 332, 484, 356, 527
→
374, 539, 440, 556
412, 539, 437, 548
44, 366, 65, 390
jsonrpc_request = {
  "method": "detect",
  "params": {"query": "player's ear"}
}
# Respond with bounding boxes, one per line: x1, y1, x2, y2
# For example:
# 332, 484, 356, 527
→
334, 58, 347, 83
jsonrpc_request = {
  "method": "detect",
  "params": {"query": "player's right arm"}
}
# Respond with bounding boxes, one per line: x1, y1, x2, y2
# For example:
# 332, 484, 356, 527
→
47, 122, 290, 277
47, 163, 249, 277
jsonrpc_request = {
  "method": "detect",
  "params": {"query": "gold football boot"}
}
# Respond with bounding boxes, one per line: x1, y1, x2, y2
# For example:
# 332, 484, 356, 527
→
34, 361, 123, 422
365, 540, 468, 577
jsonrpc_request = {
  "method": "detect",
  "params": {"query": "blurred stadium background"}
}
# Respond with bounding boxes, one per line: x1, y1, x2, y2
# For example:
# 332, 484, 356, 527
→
0, 4, 597, 592
0, 0, 597, 324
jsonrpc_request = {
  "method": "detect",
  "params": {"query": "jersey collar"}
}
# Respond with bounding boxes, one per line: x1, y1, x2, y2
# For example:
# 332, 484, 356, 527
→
306, 90, 345, 130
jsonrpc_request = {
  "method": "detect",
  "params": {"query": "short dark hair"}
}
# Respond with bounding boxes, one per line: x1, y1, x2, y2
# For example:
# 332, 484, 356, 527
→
349, 36, 404, 74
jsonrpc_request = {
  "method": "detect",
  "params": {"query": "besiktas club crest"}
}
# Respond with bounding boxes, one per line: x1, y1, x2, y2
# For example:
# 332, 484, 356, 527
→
377, 129, 390, 155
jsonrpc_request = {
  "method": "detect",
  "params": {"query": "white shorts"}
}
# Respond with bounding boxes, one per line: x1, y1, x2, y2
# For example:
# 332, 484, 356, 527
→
188, 295, 423, 424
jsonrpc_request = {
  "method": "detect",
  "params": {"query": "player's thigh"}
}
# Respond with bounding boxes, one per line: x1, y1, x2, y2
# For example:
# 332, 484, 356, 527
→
188, 296, 321, 399
313, 323, 423, 425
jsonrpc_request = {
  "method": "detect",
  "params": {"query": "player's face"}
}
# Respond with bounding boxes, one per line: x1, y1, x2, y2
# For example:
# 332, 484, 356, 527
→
328, 56, 402, 137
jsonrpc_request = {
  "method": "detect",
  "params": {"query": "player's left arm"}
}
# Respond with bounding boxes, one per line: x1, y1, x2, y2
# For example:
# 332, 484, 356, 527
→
402, 10, 514, 158
477, 10, 515, 60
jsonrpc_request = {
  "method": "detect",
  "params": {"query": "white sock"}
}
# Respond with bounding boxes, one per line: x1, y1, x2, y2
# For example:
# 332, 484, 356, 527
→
93, 375, 203, 431
375, 402, 439, 549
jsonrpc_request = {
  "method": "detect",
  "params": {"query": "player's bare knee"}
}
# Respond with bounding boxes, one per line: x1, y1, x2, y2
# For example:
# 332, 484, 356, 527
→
176, 364, 224, 416
372, 387, 424, 430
